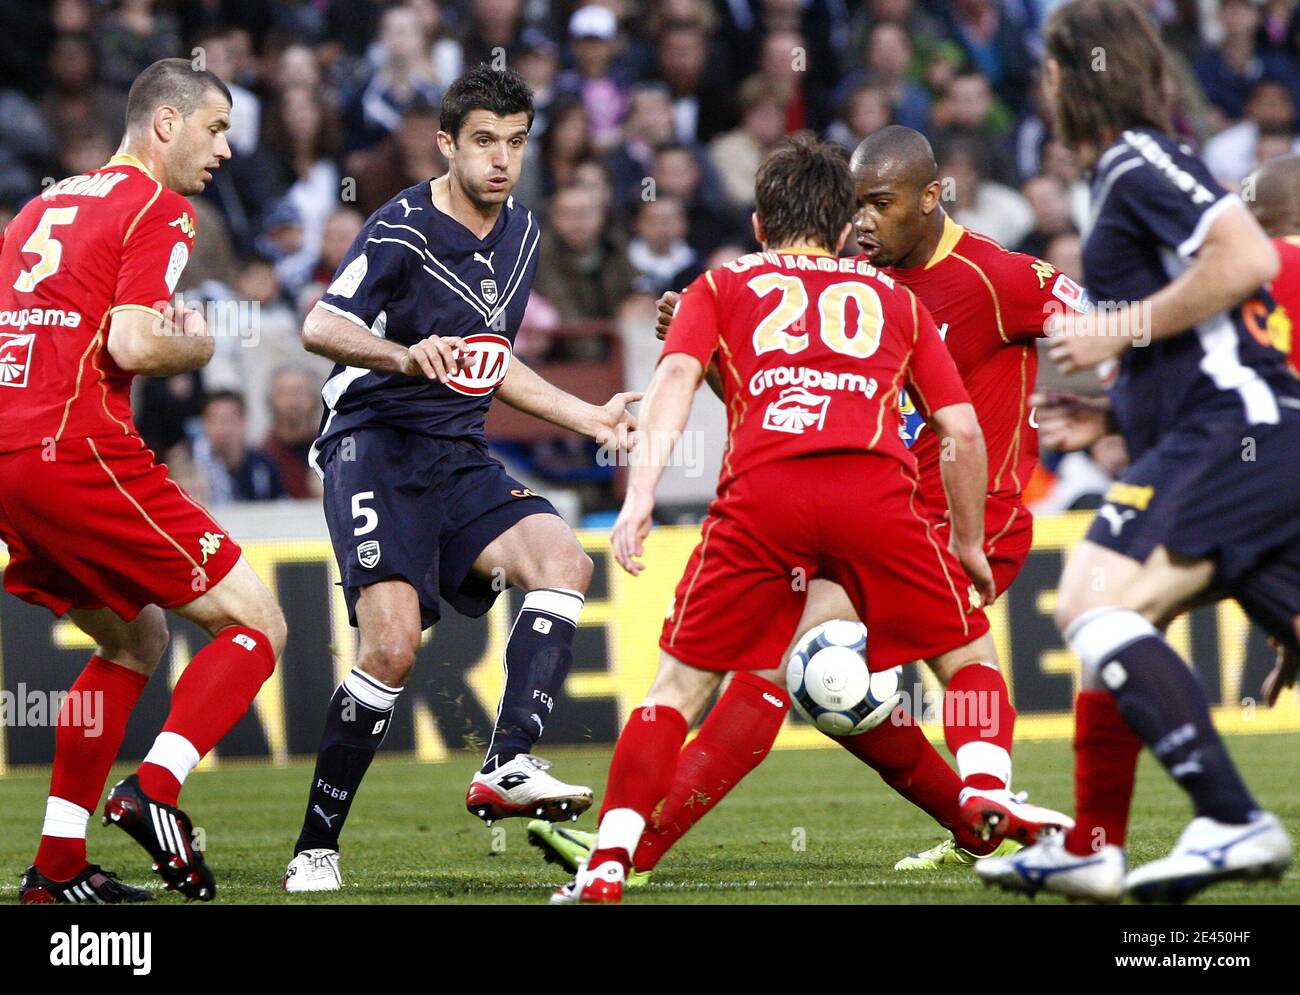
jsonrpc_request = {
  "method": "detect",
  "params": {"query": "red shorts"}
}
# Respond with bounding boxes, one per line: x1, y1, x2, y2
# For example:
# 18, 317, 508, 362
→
660, 453, 990, 672
0, 434, 241, 620
932, 496, 1034, 599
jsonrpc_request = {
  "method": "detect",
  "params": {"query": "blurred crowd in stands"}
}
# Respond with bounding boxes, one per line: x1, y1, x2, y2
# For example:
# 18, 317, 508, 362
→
1, 0, 1294, 518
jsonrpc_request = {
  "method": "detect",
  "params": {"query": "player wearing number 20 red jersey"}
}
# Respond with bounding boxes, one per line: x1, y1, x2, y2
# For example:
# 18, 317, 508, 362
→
557, 136, 998, 903
659, 249, 988, 672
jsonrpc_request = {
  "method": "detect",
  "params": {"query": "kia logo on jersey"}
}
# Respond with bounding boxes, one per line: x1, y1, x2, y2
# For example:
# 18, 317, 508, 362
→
446, 333, 512, 396
0, 332, 35, 388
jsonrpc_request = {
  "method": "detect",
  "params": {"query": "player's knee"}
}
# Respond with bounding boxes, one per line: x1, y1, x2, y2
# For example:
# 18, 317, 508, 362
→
223, 598, 287, 661
358, 635, 419, 687
1053, 584, 1096, 635
526, 543, 593, 592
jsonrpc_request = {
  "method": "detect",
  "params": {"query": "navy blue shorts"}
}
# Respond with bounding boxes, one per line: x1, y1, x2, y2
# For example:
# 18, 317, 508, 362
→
1086, 413, 1300, 651
321, 428, 558, 629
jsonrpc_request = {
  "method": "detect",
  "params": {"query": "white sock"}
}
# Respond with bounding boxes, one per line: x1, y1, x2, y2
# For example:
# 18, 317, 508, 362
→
41, 797, 90, 840
955, 742, 1011, 790
342, 668, 402, 711
595, 807, 645, 862
142, 731, 201, 787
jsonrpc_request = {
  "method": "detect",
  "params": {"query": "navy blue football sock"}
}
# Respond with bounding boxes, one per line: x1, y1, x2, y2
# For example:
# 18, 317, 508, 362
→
1068, 608, 1256, 824
482, 588, 584, 773
295, 669, 401, 854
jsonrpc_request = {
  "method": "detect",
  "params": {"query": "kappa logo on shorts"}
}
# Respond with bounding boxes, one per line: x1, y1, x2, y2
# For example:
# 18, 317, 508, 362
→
0, 332, 35, 388
357, 540, 381, 569
198, 531, 225, 564
763, 386, 831, 434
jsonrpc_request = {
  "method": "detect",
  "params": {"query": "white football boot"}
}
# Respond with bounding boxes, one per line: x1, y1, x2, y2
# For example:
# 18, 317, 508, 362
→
959, 787, 1076, 844
283, 848, 342, 893
1126, 811, 1293, 903
466, 754, 593, 824
977, 832, 1127, 903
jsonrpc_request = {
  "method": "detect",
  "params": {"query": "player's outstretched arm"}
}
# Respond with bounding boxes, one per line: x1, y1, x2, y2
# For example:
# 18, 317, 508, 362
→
931, 401, 995, 605
1048, 201, 1279, 373
495, 357, 641, 446
611, 351, 703, 575
107, 305, 214, 377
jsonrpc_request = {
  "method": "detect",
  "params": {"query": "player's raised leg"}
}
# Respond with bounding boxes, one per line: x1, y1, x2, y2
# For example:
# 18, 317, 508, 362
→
285, 579, 416, 893
978, 540, 1146, 902
104, 556, 285, 901
464, 513, 594, 823
556, 651, 723, 904
20, 607, 167, 904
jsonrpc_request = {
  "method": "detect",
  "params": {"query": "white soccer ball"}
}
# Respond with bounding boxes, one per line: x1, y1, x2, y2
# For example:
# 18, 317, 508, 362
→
786, 620, 904, 736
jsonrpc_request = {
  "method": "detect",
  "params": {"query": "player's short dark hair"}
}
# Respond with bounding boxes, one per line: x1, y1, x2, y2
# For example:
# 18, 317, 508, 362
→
754, 134, 854, 253
440, 65, 535, 141
125, 58, 232, 130
1044, 0, 1170, 158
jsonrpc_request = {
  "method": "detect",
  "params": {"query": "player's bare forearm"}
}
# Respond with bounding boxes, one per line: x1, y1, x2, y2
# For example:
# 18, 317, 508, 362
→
931, 402, 987, 549
627, 353, 703, 498
497, 359, 598, 436
302, 304, 411, 373
106, 307, 214, 377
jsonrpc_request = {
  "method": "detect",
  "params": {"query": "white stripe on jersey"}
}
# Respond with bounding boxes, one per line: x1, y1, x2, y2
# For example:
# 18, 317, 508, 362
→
374, 219, 429, 244
1086, 155, 1143, 237
1176, 193, 1239, 259
487, 217, 540, 328
1160, 248, 1280, 425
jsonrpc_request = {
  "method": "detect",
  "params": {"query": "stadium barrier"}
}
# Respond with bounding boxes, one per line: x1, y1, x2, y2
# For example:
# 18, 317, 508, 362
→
1, 509, 1296, 774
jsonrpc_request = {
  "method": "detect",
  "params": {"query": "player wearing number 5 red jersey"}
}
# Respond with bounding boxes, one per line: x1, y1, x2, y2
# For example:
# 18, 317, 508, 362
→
0, 60, 286, 904
556, 136, 999, 904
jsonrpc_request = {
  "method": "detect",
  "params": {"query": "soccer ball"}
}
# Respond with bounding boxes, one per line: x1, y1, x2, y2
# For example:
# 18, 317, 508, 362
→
786, 620, 904, 736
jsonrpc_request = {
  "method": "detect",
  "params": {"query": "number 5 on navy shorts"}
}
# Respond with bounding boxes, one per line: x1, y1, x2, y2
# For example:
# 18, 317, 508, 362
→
321, 427, 557, 629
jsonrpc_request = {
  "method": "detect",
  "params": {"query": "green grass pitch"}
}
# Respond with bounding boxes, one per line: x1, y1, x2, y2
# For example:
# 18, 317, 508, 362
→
2, 733, 1296, 904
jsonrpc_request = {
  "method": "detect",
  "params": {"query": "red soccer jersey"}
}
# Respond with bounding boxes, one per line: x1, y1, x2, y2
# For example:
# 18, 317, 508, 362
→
0, 153, 197, 454
663, 247, 970, 492
887, 215, 1086, 511
1268, 235, 1300, 374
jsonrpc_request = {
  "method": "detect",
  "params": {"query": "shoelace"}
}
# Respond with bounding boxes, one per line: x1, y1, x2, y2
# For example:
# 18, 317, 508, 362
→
519, 753, 553, 771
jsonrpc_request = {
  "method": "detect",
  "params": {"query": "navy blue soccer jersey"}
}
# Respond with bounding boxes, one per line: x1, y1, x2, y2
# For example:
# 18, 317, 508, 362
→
1083, 128, 1300, 460
310, 181, 541, 470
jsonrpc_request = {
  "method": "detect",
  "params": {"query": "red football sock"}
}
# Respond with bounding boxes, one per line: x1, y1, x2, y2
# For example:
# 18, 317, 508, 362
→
838, 713, 994, 855
1064, 690, 1142, 856
35, 656, 148, 880
137, 626, 276, 806
592, 705, 689, 868
633, 673, 789, 872
943, 663, 1016, 791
